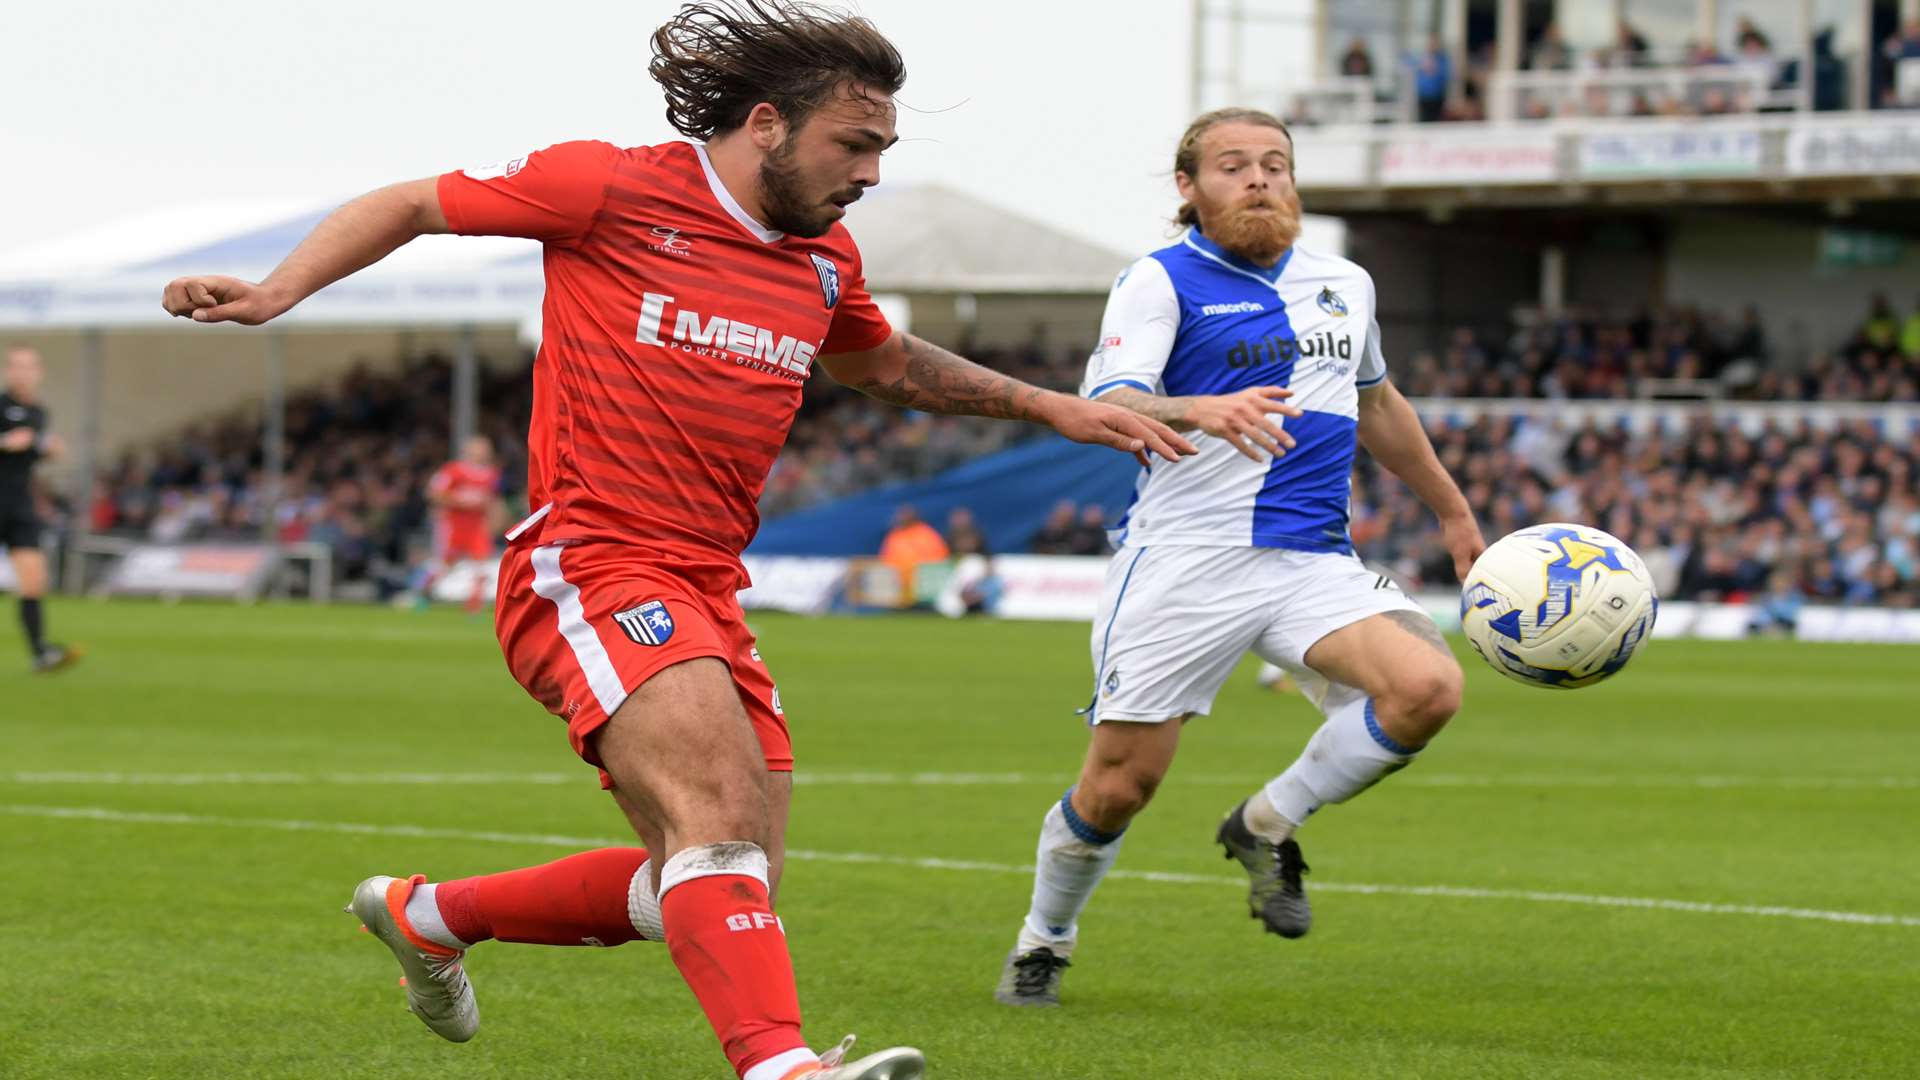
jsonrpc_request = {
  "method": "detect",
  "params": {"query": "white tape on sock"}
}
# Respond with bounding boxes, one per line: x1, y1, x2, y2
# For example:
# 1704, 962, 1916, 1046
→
627, 859, 664, 939
657, 841, 770, 901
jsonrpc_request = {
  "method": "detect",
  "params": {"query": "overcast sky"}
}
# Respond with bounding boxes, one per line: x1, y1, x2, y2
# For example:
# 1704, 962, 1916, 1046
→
6, 1, 1326, 267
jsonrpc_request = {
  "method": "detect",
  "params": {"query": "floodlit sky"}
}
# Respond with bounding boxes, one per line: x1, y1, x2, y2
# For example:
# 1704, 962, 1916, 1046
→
7, 1, 1325, 269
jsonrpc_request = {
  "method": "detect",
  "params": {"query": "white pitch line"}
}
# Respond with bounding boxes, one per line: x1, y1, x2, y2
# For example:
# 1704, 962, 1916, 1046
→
5, 769, 1917, 791
6, 803, 1917, 930
3, 770, 583, 787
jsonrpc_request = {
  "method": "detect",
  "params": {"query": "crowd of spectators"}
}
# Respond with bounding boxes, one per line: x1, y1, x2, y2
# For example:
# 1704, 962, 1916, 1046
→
1294, 13, 1920, 125
1395, 296, 1920, 403
86, 355, 532, 594
60, 293, 1920, 613
876, 498, 1112, 569
759, 340, 1085, 516
1028, 500, 1115, 556
855, 408, 1920, 614
1353, 413, 1920, 609
72, 339, 1097, 590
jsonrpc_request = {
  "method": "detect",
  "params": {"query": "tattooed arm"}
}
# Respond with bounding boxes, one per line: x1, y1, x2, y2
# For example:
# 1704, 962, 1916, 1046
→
1097, 387, 1199, 430
1095, 385, 1303, 463
820, 331, 1197, 465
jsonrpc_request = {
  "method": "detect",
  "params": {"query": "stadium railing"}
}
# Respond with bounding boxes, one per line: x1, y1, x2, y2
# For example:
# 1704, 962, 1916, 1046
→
1403, 396, 1920, 437
66, 535, 334, 604
1286, 102, 1918, 201
1484, 64, 1792, 121
1286, 75, 1409, 127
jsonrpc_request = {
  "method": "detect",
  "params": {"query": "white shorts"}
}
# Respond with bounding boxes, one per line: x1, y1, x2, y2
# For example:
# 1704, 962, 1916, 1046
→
1086, 545, 1425, 723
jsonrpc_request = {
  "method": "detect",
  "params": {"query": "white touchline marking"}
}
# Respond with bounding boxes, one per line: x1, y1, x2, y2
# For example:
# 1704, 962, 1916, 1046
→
3, 771, 583, 786
6, 803, 1917, 930
5, 770, 1916, 790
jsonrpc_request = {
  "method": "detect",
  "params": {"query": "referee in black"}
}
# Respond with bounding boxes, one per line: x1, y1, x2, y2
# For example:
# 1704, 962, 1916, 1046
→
2, 343, 78, 673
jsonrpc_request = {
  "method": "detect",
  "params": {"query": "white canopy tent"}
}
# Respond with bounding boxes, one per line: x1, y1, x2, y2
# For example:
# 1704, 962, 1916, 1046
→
0, 179, 1152, 329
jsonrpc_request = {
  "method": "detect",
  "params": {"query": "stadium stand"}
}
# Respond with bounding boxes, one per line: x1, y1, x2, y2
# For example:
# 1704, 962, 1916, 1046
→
59, 288, 1920, 607
1355, 411, 1920, 606
81, 354, 531, 595
1285, 9, 1917, 127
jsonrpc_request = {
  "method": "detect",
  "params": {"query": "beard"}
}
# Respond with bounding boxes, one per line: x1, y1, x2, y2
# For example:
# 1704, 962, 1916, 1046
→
1204, 190, 1302, 263
756, 141, 860, 239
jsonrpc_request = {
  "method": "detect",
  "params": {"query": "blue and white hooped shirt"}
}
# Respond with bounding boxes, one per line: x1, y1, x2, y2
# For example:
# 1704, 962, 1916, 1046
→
1079, 231, 1388, 554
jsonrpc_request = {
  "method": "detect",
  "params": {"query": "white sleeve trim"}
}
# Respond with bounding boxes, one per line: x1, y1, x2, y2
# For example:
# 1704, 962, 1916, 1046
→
1356, 271, 1388, 386
1080, 257, 1179, 398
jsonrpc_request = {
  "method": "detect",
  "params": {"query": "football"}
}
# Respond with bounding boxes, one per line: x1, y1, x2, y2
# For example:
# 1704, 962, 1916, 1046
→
1459, 523, 1659, 690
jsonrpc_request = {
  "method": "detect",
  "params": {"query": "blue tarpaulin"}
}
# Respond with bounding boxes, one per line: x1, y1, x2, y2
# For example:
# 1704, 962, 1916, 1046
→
748, 435, 1142, 556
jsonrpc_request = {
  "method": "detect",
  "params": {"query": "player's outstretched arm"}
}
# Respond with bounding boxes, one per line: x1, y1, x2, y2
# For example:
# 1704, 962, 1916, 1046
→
161, 179, 449, 325
1097, 386, 1302, 463
822, 332, 1198, 466
1357, 380, 1485, 576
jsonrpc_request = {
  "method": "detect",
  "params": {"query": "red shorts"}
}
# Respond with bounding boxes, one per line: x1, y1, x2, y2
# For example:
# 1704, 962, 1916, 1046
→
435, 522, 494, 563
493, 541, 791, 787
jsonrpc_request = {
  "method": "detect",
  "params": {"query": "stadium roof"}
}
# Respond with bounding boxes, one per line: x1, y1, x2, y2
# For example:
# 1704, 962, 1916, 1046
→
476, 182, 1135, 293
839, 182, 1133, 293
0, 183, 1131, 329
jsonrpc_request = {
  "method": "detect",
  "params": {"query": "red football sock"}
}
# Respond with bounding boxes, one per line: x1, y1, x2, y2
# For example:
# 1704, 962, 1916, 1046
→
435, 847, 650, 947
661, 848, 808, 1077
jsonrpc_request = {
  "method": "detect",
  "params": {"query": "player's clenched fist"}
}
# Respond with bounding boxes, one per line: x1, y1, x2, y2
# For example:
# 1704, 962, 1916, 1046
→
161, 276, 289, 326
1185, 385, 1302, 462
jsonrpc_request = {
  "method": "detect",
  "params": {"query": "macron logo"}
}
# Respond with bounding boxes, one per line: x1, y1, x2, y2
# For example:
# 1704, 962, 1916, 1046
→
1201, 301, 1265, 316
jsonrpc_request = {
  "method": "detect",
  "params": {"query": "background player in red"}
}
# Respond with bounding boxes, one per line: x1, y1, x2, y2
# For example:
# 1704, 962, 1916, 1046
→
160, 3, 1193, 1077
422, 434, 501, 612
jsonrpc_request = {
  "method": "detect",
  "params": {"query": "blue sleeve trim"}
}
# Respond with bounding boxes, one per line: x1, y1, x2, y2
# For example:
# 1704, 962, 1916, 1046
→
1086, 378, 1153, 399
1355, 373, 1388, 389
1059, 788, 1126, 845
1364, 699, 1420, 756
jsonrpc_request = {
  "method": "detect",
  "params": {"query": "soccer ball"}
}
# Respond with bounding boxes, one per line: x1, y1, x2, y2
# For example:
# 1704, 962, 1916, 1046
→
1459, 523, 1658, 690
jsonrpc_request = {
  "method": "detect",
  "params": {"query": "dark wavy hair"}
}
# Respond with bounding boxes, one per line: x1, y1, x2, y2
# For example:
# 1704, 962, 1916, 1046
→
650, 1, 907, 139
1172, 108, 1292, 228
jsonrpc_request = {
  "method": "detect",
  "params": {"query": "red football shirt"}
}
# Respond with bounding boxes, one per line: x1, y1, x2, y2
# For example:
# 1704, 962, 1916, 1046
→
429, 460, 501, 540
437, 140, 894, 588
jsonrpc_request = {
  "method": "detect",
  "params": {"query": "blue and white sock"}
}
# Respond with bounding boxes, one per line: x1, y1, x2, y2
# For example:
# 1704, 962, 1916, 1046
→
1255, 693, 1420, 841
1015, 791, 1125, 959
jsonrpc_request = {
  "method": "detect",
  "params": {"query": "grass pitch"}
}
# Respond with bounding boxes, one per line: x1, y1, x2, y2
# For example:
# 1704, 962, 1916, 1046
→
2, 600, 1916, 1079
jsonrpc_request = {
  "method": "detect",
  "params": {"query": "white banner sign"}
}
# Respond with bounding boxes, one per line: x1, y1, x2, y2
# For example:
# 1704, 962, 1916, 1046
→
104, 543, 273, 599
424, 554, 850, 615
1579, 127, 1761, 178
91, 546, 1920, 644
1787, 121, 1920, 177
1295, 135, 1374, 187
1379, 134, 1559, 186
739, 556, 849, 615
980, 555, 1111, 621
429, 557, 503, 605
